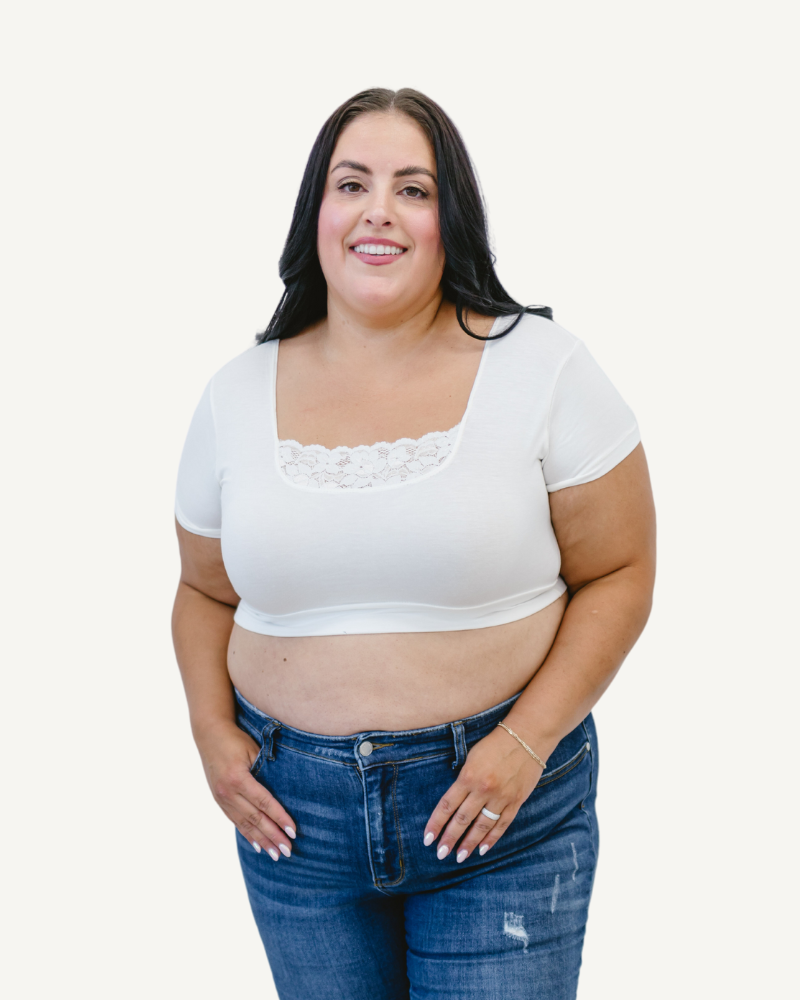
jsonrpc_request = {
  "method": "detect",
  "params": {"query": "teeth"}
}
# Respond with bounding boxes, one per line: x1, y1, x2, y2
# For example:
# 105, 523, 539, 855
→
353, 245, 403, 255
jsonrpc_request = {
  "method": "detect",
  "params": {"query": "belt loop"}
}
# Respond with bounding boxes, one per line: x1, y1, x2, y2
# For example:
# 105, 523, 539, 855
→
450, 721, 467, 770
260, 720, 282, 761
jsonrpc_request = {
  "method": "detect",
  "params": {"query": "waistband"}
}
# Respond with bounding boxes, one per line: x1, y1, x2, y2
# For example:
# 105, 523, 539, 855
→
233, 686, 523, 770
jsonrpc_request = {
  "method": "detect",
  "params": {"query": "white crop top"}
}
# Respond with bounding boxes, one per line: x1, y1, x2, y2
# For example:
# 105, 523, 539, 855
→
175, 314, 640, 637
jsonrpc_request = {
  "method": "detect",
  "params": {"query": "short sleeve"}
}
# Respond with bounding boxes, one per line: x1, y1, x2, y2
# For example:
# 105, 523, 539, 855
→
175, 379, 222, 537
542, 341, 641, 492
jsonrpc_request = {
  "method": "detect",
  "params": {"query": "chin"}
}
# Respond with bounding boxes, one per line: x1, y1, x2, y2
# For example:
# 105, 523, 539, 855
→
347, 280, 407, 313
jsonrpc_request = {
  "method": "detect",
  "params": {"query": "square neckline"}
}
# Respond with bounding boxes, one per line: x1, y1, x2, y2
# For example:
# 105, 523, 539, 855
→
269, 316, 501, 493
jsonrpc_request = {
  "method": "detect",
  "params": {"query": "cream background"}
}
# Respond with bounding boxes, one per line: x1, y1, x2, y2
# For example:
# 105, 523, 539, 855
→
1, 1, 797, 996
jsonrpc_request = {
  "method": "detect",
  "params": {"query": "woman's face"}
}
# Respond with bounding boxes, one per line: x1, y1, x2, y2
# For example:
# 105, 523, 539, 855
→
317, 112, 445, 323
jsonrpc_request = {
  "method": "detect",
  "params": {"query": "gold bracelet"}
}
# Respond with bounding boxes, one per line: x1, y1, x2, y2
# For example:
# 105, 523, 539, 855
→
497, 722, 547, 769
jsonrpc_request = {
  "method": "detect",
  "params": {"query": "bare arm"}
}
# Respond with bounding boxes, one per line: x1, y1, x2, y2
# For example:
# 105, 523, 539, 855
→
424, 443, 656, 859
172, 524, 240, 737
172, 523, 296, 859
502, 442, 656, 754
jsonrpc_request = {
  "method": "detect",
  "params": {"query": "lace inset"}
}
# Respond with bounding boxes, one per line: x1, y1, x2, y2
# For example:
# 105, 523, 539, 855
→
278, 424, 460, 490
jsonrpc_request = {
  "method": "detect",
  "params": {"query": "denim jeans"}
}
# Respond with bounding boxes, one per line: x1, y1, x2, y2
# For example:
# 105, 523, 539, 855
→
234, 687, 599, 1000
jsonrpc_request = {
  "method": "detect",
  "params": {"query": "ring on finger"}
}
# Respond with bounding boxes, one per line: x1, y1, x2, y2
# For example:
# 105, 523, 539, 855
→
481, 806, 501, 821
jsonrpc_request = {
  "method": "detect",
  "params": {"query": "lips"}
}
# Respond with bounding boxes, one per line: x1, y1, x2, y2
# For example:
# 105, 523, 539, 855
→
349, 239, 408, 266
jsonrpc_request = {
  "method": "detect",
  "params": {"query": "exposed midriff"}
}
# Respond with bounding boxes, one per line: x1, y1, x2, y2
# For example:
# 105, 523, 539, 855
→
227, 590, 568, 735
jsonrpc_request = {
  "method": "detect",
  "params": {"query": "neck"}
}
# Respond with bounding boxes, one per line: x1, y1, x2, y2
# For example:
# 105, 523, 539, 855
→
317, 290, 453, 363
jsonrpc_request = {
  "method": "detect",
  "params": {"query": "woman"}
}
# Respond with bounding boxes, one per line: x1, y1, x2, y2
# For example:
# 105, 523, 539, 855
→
173, 88, 655, 999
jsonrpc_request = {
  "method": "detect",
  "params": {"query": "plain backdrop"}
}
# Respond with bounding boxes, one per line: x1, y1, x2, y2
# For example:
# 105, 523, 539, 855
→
1, 1, 797, 997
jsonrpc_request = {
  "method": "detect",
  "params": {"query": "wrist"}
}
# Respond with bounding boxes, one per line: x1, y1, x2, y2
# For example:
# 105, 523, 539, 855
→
496, 716, 559, 766
191, 712, 239, 749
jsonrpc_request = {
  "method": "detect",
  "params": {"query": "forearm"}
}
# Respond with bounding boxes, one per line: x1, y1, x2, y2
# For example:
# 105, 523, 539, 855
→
171, 580, 238, 741
502, 564, 654, 762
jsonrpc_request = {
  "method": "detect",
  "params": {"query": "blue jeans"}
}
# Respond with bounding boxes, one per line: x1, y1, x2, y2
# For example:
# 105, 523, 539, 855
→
234, 687, 599, 1000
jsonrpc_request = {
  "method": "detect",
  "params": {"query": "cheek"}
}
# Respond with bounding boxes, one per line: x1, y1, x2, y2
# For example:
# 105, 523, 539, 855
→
409, 209, 444, 263
317, 200, 352, 260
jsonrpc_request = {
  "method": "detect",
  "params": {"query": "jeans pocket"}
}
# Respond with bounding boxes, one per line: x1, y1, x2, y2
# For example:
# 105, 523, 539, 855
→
537, 740, 590, 786
535, 719, 593, 788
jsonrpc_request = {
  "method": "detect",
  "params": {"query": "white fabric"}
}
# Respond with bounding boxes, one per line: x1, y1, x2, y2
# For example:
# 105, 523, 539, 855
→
175, 314, 640, 637
278, 424, 460, 490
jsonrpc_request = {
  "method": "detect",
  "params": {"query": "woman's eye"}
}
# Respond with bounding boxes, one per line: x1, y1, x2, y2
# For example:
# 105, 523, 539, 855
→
402, 186, 428, 199
339, 181, 364, 194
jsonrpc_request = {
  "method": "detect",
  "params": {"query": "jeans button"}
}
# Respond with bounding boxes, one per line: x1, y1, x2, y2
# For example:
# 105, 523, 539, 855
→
359, 741, 374, 756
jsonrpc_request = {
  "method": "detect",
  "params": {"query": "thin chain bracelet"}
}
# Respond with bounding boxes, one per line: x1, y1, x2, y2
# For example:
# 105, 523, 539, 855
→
496, 722, 547, 769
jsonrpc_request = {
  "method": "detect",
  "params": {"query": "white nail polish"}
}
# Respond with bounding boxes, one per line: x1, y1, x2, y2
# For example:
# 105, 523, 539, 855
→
268, 847, 280, 861
285, 826, 296, 840
423, 832, 434, 846
437, 844, 450, 860
279, 843, 291, 857
252, 841, 262, 854
457, 849, 468, 863
479, 844, 489, 856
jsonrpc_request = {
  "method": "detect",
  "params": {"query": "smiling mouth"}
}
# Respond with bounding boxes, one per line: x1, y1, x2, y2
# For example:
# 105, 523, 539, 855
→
350, 243, 407, 255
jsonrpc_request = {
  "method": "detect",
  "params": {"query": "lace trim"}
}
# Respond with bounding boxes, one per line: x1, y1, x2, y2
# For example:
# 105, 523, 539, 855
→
278, 424, 461, 490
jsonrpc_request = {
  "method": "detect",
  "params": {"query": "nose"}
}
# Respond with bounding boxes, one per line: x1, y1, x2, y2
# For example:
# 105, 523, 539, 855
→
364, 187, 393, 228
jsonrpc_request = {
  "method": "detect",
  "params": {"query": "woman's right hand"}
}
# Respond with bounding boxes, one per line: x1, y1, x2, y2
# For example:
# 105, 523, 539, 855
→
195, 720, 296, 861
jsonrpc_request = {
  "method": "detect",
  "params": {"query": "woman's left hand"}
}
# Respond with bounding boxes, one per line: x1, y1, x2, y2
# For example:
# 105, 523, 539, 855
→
423, 725, 545, 862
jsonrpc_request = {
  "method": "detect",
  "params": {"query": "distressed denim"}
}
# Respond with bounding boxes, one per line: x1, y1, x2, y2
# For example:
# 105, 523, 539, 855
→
234, 687, 599, 1000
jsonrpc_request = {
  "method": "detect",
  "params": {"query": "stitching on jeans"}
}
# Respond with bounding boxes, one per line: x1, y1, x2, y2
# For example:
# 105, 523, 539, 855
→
278, 745, 359, 767
450, 721, 466, 770
263, 722, 281, 761
378, 764, 405, 888
536, 744, 588, 786
361, 752, 446, 768
579, 720, 594, 810
536, 744, 589, 787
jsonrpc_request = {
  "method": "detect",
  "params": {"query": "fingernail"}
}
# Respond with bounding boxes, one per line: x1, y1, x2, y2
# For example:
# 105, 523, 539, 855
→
437, 844, 450, 860
252, 841, 262, 854
479, 844, 490, 856
285, 826, 296, 840
423, 832, 434, 846
457, 849, 468, 863
279, 843, 291, 858
268, 847, 280, 861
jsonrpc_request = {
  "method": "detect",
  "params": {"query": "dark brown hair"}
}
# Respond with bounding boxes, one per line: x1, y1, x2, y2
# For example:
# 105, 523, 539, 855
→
257, 88, 551, 343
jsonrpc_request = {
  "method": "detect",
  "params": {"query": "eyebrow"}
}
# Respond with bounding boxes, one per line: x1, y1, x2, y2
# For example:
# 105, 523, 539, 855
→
330, 160, 437, 183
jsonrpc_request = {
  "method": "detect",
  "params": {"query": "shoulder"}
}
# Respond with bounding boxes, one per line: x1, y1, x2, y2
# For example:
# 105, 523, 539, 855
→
493, 313, 581, 361
487, 313, 583, 389
205, 341, 276, 401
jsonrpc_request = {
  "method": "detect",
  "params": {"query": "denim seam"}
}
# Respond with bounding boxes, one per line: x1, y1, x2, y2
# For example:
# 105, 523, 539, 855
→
578, 720, 595, 813
360, 766, 384, 894
536, 744, 589, 787
276, 745, 359, 767
376, 764, 405, 888
361, 751, 448, 769
263, 722, 281, 761
450, 721, 467, 770
582, 801, 598, 870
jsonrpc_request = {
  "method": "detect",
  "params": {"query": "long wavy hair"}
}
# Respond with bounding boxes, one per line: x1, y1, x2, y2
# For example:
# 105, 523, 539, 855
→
257, 88, 551, 344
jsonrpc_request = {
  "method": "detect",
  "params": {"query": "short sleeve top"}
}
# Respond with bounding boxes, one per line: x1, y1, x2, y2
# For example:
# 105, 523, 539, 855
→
175, 314, 640, 636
